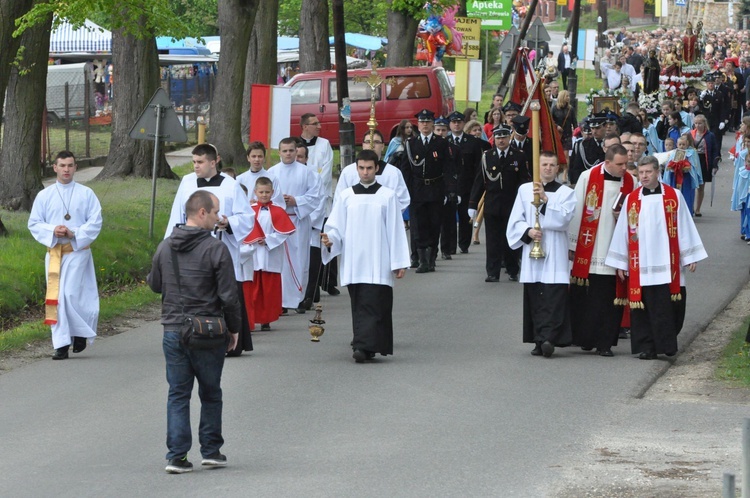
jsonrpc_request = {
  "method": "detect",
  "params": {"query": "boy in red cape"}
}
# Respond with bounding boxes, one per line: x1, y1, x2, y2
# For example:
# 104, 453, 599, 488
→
241, 177, 296, 331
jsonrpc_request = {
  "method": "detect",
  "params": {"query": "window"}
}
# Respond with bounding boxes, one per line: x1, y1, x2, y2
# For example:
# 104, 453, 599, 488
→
290, 79, 321, 105
386, 75, 431, 100
329, 78, 380, 102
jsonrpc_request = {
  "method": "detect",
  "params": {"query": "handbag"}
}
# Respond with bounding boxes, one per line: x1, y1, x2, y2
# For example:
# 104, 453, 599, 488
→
170, 248, 228, 350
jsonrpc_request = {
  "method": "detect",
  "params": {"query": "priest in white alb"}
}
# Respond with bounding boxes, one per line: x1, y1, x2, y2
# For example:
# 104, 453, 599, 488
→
321, 150, 410, 363
267, 137, 323, 312
28, 151, 103, 360
605, 156, 708, 360
507, 151, 577, 358
165, 143, 254, 356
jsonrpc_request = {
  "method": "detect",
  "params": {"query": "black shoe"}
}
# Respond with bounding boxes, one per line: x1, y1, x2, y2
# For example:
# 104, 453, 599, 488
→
225, 349, 242, 357
353, 350, 368, 363
638, 351, 657, 360
280, 308, 289, 316
260, 323, 271, 331
619, 328, 630, 340
441, 253, 452, 260
459, 248, 469, 254
326, 286, 341, 296
52, 346, 69, 360
300, 298, 313, 311
410, 259, 419, 269
509, 274, 519, 282
72, 337, 87, 353
531, 344, 543, 356
473, 240, 480, 245
597, 349, 614, 357
485, 275, 499, 282
541, 341, 555, 358
201, 452, 227, 467
581, 347, 594, 352
166, 456, 193, 474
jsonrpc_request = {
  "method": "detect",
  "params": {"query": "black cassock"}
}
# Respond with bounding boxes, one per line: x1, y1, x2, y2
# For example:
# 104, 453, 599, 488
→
348, 284, 394, 356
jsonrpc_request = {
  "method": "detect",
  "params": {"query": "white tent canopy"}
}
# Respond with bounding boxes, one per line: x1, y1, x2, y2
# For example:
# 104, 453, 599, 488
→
49, 19, 112, 53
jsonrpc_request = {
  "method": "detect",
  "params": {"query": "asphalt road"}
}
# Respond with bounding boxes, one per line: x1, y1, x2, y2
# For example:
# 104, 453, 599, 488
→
3, 154, 750, 497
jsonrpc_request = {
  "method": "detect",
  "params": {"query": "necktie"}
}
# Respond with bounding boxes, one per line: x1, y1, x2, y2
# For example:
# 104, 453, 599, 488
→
423, 137, 428, 146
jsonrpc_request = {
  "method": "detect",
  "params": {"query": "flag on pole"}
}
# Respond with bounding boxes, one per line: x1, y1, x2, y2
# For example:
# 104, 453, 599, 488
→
511, 50, 567, 166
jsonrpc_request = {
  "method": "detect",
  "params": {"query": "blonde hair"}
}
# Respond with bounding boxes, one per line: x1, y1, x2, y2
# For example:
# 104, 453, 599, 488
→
556, 90, 571, 108
464, 119, 482, 134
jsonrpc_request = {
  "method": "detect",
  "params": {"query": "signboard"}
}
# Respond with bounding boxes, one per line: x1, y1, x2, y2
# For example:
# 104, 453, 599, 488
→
454, 59, 483, 102
129, 88, 187, 142
467, 0, 513, 30
557, 0, 566, 6
451, 16, 481, 59
675, 0, 686, 6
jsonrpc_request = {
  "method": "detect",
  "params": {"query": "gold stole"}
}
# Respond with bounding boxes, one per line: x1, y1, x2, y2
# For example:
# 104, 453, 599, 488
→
44, 243, 74, 325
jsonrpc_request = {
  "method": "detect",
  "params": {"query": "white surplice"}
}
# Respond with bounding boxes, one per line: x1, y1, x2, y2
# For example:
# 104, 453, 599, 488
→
241, 205, 293, 280
507, 182, 577, 284
336, 161, 411, 212
267, 161, 323, 307
28, 181, 102, 349
605, 185, 708, 285
568, 166, 623, 276
165, 172, 254, 281
322, 184, 410, 287
236, 168, 285, 207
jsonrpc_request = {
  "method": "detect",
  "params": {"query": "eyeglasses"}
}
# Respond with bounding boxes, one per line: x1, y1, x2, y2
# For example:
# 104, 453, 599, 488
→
306, 121, 321, 126
366, 141, 384, 145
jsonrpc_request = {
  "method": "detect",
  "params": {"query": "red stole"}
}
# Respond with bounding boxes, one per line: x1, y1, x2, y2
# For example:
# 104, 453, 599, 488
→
244, 202, 296, 245
621, 185, 682, 309
571, 165, 634, 285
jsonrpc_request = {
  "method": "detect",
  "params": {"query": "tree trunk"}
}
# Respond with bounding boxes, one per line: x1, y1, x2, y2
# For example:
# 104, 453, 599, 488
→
386, 5, 418, 67
0, 12, 51, 211
98, 27, 174, 179
0, 0, 34, 129
299, 0, 330, 72
242, 0, 279, 142
211, 0, 259, 166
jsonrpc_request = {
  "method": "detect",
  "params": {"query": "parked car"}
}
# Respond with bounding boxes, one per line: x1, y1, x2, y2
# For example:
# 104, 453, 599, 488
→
285, 66, 454, 146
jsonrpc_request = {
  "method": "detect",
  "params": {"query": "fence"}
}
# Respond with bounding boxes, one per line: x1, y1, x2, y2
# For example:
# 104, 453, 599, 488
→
44, 62, 215, 163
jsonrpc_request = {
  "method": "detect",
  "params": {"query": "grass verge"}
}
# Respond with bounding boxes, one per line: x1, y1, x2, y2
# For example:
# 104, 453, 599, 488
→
716, 316, 750, 387
0, 284, 159, 352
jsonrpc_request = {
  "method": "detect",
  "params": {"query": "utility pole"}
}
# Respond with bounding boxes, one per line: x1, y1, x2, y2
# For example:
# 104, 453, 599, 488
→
332, 0, 355, 170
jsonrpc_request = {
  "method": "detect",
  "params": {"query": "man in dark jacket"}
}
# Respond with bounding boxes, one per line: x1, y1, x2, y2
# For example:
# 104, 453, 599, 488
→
399, 109, 457, 273
468, 124, 531, 282
148, 190, 242, 475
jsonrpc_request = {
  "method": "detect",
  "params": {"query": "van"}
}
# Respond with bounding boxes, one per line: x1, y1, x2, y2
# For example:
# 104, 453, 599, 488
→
46, 63, 96, 123
285, 66, 454, 146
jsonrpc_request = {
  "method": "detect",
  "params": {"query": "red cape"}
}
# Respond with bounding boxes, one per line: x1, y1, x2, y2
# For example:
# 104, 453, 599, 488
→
244, 203, 295, 244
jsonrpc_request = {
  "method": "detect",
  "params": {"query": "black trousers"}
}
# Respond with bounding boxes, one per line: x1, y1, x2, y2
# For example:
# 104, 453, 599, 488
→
456, 195, 472, 252
348, 283, 394, 356
409, 204, 419, 262
304, 246, 322, 303
227, 281, 253, 355
440, 199, 458, 255
630, 285, 686, 355
570, 273, 620, 351
484, 212, 518, 278
523, 283, 572, 346
413, 200, 442, 249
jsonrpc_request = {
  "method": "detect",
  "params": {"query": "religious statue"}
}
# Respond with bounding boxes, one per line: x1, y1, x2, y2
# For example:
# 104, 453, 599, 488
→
682, 22, 698, 64
643, 49, 661, 94
661, 45, 682, 79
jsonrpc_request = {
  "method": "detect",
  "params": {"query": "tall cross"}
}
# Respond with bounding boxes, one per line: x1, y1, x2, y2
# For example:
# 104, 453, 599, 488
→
353, 61, 396, 145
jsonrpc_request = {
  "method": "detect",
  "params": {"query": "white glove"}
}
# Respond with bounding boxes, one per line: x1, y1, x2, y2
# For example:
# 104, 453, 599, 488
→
457, 196, 462, 204
444, 196, 448, 205
719, 122, 726, 130
468, 209, 477, 219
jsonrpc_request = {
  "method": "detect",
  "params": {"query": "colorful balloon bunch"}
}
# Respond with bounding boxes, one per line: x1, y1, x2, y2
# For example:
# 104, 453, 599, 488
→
416, 3, 464, 66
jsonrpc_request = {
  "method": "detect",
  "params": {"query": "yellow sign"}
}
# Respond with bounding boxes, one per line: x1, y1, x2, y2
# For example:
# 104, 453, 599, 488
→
557, 0, 566, 5
448, 16, 481, 59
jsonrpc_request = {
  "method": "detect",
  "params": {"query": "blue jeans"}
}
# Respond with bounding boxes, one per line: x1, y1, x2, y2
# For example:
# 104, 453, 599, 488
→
162, 331, 226, 460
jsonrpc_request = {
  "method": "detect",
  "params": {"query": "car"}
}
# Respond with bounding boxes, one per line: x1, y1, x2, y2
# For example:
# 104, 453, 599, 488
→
285, 66, 454, 146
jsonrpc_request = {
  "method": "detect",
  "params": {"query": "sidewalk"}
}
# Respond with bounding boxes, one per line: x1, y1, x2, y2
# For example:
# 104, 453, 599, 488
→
43, 146, 195, 187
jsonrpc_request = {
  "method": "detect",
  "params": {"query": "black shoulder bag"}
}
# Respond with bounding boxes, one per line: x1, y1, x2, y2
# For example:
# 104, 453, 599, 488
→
170, 248, 228, 350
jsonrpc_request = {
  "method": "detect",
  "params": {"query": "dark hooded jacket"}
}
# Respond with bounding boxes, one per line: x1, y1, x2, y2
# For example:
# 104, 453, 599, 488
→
147, 225, 242, 332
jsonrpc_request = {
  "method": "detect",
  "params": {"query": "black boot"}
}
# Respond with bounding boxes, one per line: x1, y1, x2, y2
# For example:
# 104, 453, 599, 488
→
415, 248, 429, 273
428, 248, 437, 272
